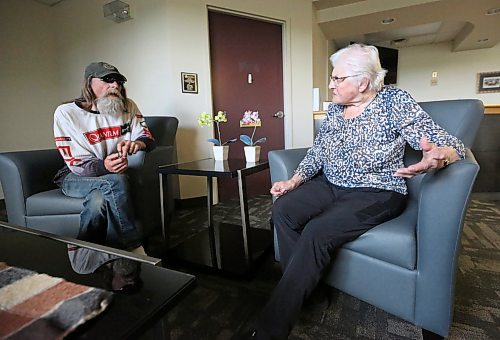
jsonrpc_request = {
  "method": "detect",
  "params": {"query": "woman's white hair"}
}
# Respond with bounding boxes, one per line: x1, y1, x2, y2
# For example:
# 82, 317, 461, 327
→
330, 43, 387, 92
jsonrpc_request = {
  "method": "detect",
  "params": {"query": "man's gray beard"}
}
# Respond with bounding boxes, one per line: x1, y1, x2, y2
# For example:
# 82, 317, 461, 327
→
96, 95, 125, 115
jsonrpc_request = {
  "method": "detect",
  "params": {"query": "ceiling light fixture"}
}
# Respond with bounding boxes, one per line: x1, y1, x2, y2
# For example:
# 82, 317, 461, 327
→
381, 17, 395, 24
103, 0, 133, 23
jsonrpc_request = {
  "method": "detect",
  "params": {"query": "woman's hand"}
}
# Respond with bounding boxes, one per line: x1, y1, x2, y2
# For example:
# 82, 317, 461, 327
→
117, 140, 146, 158
270, 175, 303, 197
395, 136, 458, 178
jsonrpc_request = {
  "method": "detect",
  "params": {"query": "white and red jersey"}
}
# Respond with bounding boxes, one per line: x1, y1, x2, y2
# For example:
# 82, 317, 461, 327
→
53, 99, 154, 178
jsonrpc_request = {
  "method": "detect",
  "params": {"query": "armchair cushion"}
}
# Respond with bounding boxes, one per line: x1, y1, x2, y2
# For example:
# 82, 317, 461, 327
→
342, 202, 417, 270
26, 189, 83, 216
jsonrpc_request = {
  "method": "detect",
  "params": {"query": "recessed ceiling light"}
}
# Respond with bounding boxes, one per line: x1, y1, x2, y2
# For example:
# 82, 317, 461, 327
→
381, 17, 395, 24
485, 7, 500, 15
477, 38, 489, 43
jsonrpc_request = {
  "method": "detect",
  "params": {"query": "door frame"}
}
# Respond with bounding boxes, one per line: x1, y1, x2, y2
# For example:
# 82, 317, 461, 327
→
206, 5, 291, 149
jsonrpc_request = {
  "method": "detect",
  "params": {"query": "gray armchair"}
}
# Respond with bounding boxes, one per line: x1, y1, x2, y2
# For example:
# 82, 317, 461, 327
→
268, 99, 483, 338
0, 116, 178, 242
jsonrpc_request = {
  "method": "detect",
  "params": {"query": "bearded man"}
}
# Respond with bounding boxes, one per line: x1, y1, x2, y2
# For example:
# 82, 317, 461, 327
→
53, 62, 155, 257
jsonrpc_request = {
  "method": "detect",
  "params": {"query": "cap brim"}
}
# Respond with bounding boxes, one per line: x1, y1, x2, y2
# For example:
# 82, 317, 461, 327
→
101, 72, 127, 82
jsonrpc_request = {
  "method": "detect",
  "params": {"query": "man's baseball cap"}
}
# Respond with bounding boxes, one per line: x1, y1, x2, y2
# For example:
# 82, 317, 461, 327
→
84, 62, 127, 81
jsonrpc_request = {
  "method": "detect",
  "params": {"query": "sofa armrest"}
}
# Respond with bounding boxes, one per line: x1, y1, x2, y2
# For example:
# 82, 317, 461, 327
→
414, 149, 479, 334
268, 148, 309, 184
0, 149, 63, 226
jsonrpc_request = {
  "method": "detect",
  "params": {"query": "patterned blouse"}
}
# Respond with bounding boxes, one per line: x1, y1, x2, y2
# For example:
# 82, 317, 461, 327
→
294, 86, 465, 195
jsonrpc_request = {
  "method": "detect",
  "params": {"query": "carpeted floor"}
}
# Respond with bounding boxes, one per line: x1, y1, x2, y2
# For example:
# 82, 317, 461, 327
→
159, 193, 500, 340
1, 195, 498, 340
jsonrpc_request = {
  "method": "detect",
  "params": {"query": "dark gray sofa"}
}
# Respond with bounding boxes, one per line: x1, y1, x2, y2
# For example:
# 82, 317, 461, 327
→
0, 116, 178, 242
268, 99, 483, 338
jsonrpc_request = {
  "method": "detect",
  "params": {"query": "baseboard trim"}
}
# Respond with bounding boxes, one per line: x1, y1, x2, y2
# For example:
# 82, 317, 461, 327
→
471, 192, 500, 201
0, 199, 6, 222
174, 196, 207, 209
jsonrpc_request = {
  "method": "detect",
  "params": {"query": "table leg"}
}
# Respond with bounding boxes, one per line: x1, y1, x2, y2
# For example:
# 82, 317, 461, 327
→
237, 170, 251, 271
206, 176, 219, 268
159, 173, 169, 249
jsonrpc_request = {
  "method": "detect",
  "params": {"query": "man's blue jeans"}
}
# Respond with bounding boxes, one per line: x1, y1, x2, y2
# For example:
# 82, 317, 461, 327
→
62, 173, 141, 250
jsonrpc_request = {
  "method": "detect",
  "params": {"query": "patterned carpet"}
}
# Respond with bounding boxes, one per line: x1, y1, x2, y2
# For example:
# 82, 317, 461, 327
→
1, 195, 498, 339
160, 194, 500, 340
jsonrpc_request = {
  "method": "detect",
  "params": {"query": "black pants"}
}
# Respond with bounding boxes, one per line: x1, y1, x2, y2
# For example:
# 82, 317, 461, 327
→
256, 175, 406, 339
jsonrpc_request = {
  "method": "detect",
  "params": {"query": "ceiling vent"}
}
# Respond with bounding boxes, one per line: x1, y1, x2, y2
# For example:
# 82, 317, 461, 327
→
103, 0, 133, 23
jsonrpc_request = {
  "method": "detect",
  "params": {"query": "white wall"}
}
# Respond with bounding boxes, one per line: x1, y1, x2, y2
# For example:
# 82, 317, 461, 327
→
2, 1, 498, 201
0, 0, 314, 199
398, 42, 500, 104
312, 14, 329, 106
0, 0, 59, 152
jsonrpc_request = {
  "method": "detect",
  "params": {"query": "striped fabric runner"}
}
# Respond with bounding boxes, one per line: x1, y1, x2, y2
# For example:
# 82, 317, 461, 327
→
0, 262, 113, 339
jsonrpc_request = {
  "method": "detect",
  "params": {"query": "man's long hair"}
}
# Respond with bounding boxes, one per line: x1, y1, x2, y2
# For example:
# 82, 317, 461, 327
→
72, 76, 128, 110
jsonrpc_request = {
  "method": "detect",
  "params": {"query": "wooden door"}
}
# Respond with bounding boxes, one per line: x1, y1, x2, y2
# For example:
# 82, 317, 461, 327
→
208, 10, 285, 200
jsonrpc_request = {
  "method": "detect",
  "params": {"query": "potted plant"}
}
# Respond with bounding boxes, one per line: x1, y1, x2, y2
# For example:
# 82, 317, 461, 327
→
198, 110, 236, 161
239, 110, 266, 162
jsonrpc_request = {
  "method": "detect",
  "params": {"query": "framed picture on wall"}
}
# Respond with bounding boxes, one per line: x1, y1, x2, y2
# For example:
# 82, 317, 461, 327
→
477, 71, 500, 93
181, 72, 198, 94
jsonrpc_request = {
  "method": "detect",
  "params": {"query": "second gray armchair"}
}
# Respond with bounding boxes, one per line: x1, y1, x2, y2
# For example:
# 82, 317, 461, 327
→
268, 99, 483, 338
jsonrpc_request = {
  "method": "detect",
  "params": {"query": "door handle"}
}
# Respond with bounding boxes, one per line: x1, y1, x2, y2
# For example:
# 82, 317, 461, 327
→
273, 111, 284, 119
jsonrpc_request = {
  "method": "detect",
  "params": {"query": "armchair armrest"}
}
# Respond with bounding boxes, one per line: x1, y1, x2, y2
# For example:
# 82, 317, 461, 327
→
414, 149, 479, 334
128, 145, 177, 237
127, 150, 146, 168
0, 149, 63, 226
268, 148, 309, 184
268, 148, 308, 261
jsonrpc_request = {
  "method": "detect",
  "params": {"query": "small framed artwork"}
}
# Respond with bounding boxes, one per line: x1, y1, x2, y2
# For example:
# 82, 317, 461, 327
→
181, 72, 198, 94
477, 71, 500, 93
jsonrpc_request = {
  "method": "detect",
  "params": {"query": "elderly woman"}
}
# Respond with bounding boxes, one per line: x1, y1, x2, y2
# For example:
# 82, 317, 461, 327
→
251, 44, 465, 339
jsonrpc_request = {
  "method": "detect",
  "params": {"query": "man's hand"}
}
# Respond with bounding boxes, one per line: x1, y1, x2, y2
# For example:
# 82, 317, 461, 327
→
104, 153, 128, 173
395, 136, 456, 178
117, 140, 146, 158
270, 175, 302, 198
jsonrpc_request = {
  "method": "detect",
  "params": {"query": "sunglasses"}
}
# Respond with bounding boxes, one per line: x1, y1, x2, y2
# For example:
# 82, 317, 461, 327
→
99, 75, 125, 86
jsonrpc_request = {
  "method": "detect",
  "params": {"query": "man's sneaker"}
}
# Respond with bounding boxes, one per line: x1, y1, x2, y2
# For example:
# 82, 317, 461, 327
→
67, 244, 119, 274
109, 258, 141, 292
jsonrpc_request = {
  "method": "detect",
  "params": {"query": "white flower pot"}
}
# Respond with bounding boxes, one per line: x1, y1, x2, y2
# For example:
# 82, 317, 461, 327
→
244, 146, 261, 163
213, 145, 229, 161
214, 160, 229, 171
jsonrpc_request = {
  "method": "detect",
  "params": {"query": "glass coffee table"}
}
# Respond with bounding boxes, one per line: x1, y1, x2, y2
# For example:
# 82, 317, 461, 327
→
0, 222, 196, 339
158, 158, 272, 276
